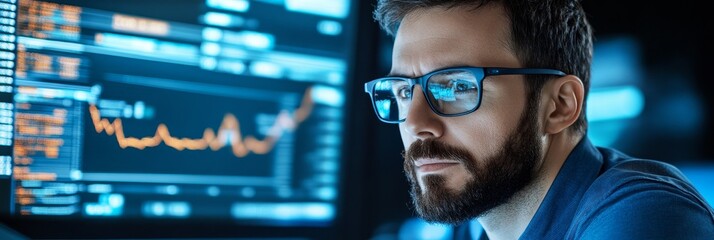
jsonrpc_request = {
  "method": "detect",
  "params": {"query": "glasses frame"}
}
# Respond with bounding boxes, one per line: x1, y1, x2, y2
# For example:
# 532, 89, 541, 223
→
364, 66, 566, 123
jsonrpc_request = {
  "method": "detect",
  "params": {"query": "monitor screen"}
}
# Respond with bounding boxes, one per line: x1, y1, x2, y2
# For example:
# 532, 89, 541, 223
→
0, 0, 355, 235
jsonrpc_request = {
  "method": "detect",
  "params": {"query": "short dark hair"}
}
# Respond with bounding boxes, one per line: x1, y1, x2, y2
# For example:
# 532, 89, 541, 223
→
374, 0, 593, 135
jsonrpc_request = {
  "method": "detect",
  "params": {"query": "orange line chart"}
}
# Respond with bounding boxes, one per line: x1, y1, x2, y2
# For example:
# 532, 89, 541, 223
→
88, 88, 313, 158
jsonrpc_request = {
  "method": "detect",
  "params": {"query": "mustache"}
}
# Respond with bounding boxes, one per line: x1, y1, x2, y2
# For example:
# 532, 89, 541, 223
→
403, 139, 474, 164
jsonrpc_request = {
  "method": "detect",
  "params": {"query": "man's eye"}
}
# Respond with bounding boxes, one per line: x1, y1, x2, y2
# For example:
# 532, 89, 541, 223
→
456, 82, 467, 91
453, 80, 475, 92
397, 87, 412, 99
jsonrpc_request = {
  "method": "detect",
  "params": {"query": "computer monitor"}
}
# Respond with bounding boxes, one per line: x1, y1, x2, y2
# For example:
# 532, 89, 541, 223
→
0, 0, 356, 238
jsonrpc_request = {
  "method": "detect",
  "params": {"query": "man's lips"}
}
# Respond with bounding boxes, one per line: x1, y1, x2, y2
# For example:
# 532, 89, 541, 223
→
414, 158, 461, 172
414, 158, 461, 167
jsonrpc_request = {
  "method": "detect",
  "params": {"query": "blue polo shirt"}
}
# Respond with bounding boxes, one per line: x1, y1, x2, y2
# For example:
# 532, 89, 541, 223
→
454, 138, 714, 239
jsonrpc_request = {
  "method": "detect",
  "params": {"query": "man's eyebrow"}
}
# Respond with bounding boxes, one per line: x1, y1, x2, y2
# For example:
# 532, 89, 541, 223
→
386, 63, 475, 78
386, 72, 412, 78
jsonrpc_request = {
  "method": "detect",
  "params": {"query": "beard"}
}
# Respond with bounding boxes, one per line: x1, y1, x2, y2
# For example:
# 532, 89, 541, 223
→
402, 102, 542, 225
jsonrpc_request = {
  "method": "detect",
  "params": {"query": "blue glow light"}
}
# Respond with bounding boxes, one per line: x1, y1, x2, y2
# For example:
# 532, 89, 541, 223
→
200, 42, 221, 56
46, 183, 79, 194
70, 170, 82, 181
207, 186, 220, 197
318, 121, 341, 132
304, 203, 334, 218
586, 86, 645, 147
318, 135, 341, 145
317, 174, 336, 184
327, 72, 343, 85
107, 194, 124, 207
157, 42, 198, 57
316, 187, 336, 200
206, 0, 250, 12
469, 220, 484, 239
73, 91, 89, 101
134, 101, 145, 119
0, 76, 13, 84
31, 206, 77, 215
590, 37, 642, 87
317, 20, 342, 36
586, 37, 645, 147
250, 61, 283, 78
274, 205, 299, 219
587, 121, 627, 148
98, 33, 156, 53
142, 201, 191, 218
398, 217, 452, 240
217, 59, 246, 74
159, 185, 179, 195
218, 45, 247, 58
84, 194, 123, 216
151, 202, 166, 216
80, 33, 200, 64
202, 27, 223, 41
96, 99, 122, 111
122, 106, 132, 118
319, 148, 339, 158
167, 202, 191, 217
87, 184, 112, 193
311, 85, 344, 107
200, 57, 218, 70
203, 12, 233, 27
38, 196, 79, 205
319, 161, 338, 171
586, 86, 644, 122
84, 204, 116, 216
285, 0, 350, 19
231, 203, 334, 221
20, 181, 41, 187
240, 31, 275, 49
207, 44, 346, 84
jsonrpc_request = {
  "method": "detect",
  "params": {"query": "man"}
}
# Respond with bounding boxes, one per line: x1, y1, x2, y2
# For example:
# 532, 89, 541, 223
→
363, 0, 714, 239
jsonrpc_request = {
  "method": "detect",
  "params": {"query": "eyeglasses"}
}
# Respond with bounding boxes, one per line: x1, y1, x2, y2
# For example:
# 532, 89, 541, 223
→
364, 66, 566, 123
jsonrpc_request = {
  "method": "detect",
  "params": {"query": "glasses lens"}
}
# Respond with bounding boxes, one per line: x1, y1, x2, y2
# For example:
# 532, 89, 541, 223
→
372, 79, 411, 122
426, 70, 480, 115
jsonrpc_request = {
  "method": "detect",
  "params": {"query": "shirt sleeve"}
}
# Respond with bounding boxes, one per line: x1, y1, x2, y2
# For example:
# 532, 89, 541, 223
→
574, 185, 714, 240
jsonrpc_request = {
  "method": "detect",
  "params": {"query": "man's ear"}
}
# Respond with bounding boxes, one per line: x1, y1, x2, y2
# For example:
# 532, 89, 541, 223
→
543, 75, 584, 135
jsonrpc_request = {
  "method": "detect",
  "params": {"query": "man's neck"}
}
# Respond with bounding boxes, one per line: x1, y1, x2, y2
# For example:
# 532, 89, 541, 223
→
477, 133, 582, 240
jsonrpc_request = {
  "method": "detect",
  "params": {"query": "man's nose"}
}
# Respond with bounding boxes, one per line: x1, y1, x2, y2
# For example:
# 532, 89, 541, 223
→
402, 86, 444, 140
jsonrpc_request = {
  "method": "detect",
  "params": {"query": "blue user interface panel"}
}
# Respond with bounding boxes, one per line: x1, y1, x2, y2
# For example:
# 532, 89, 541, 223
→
0, 0, 354, 225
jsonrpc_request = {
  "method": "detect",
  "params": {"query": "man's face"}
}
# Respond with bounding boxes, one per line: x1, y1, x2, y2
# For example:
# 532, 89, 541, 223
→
392, 5, 544, 224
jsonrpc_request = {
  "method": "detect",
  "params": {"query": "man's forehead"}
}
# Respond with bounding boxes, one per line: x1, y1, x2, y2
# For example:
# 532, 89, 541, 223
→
388, 54, 474, 77
395, 5, 507, 40
389, 6, 515, 77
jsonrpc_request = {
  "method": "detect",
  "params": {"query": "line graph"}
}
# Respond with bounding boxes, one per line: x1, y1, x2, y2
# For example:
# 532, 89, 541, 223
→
88, 88, 314, 158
